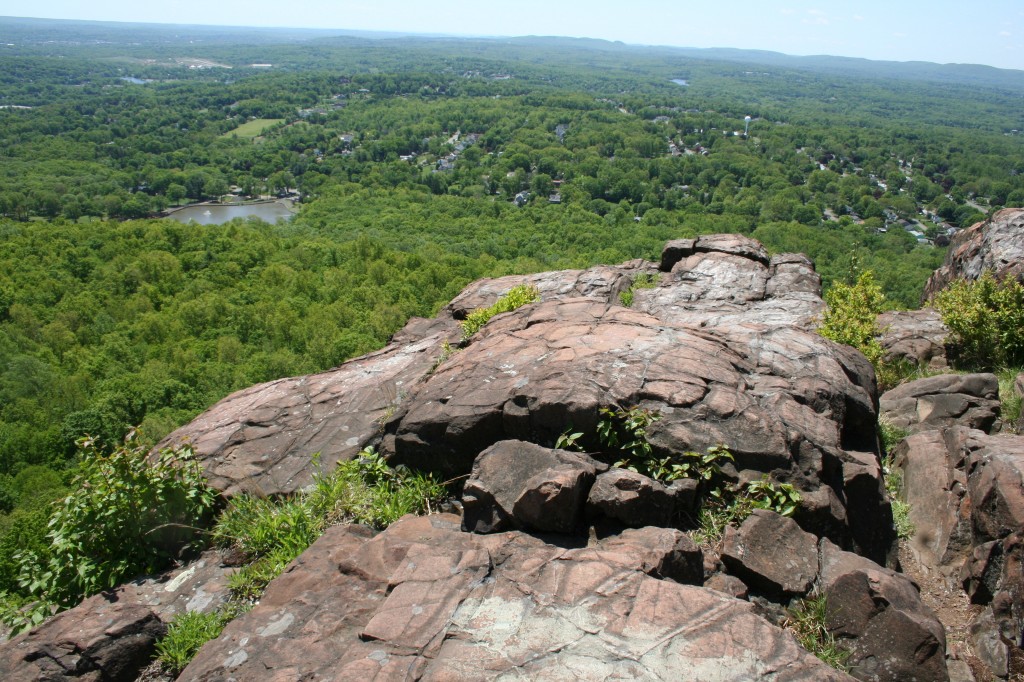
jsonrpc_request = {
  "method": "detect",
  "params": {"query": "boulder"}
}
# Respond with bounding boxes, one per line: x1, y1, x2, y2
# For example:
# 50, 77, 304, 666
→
819, 539, 948, 682
586, 468, 675, 528
966, 434, 1024, 544
389, 236, 890, 561
180, 514, 853, 681
924, 208, 1024, 301
876, 308, 949, 369
892, 428, 973, 579
879, 373, 1000, 435
461, 440, 600, 534
720, 509, 818, 599
0, 595, 166, 682
112, 550, 234, 623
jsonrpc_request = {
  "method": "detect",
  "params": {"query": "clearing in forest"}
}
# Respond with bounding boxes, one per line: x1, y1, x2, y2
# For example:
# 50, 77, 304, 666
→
221, 119, 285, 138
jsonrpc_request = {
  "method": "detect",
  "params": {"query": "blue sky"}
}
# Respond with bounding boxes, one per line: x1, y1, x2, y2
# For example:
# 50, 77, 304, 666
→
3, 0, 1023, 70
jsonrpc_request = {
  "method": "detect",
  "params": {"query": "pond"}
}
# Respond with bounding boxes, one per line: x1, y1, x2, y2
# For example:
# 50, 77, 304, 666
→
166, 202, 294, 225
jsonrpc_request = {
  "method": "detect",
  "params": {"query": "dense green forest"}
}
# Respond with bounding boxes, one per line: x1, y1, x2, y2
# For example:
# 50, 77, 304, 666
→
1, 18, 1023, 596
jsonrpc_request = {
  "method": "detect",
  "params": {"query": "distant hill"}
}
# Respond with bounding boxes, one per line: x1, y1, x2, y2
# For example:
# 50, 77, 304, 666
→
2, 16, 1023, 92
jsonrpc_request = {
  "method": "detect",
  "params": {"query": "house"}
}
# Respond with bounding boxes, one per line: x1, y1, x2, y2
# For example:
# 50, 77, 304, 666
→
548, 193, 562, 204
513, 191, 530, 207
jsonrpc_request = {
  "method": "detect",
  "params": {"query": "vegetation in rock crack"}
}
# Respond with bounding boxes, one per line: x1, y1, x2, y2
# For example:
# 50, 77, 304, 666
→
878, 418, 910, 454
934, 272, 1024, 371
460, 285, 540, 340
213, 448, 445, 602
882, 454, 915, 540
785, 594, 851, 672
429, 340, 458, 374
0, 432, 215, 634
691, 476, 802, 547
619, 272, 660, 307
155, 606, 245, 676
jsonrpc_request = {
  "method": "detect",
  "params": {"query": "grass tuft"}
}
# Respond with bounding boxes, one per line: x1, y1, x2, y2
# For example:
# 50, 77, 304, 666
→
785, 594, 851, 671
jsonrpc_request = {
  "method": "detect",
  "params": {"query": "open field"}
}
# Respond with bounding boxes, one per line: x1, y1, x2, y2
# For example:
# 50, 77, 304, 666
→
221, 118, 285, 138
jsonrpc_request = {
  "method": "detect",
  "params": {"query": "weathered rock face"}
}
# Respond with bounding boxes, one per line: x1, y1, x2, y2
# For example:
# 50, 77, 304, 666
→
179, 514, 853, 681
819, 539, 948, 682
923, 208, 1024, 301
0, 549, 237, 681
460, 439, 602, 534
894, 427, 1024, 678
876, 308, 949, 369
892, 428, 973, 579
721, 509, 818, 599
0, 595, 166, 682
880, 373, 1001, 435
586, 468, 679, 528
387, 235, 888, 562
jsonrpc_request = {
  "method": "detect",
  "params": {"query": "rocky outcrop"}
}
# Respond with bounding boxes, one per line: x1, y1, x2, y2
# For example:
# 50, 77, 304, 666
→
923, 208, 1024, 301
6, 235, 950, 679
880, 373, 1000, 435
388, 236, 889, 563
893, 427, 1024, 677
876, 308, 949, 369
155, 316, 461, 497
179, 514, 852, 681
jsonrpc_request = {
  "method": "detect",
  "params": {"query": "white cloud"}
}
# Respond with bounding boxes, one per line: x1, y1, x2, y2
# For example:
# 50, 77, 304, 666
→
802, 9, 829, 26
1000, 30, 1012, 37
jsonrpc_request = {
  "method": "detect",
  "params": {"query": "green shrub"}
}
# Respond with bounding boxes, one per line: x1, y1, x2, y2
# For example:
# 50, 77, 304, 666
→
934, 272, 1024, 370
998, 368, 1023, 431
878, 419, 909, 454
818, 270, 887, 368
461, 284, 539, 339
12, 433, 216, 612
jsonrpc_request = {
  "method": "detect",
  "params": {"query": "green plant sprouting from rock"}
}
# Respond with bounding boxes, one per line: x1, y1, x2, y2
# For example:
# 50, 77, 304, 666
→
785, 594, 851, 672
561, 406, 801, 542
460, 284, 540, 340
881, 454, 915, 540
155, 606, 244, 676
213, 448, 446, 603
619, 272, 660, 307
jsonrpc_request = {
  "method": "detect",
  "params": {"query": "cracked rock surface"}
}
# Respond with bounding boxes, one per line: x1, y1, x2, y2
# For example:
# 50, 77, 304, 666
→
179, 515, 852, 681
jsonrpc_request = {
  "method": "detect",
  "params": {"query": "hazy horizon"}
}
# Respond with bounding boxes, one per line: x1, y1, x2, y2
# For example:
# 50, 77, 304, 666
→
2, 1, 1022, 71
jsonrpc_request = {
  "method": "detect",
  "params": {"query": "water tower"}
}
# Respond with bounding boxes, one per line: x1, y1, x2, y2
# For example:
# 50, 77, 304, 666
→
744, 116, 752, 136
